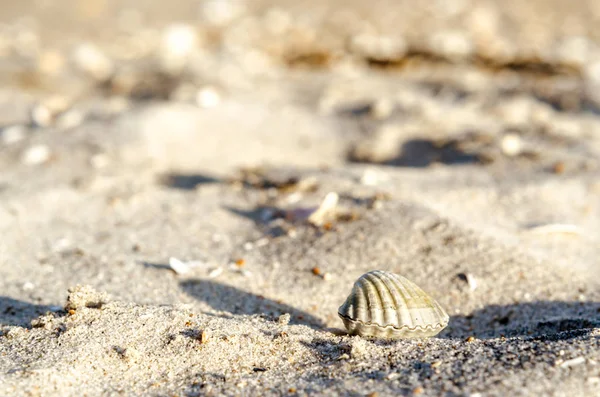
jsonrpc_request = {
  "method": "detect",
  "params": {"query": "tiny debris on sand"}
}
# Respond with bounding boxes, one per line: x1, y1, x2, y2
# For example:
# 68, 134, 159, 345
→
1, 1, 600, 396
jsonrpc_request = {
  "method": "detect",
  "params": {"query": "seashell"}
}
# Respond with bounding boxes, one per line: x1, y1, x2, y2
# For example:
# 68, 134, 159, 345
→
338, 270, 449, 339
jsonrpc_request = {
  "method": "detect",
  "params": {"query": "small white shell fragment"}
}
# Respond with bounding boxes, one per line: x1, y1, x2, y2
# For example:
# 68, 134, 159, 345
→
90, 153, 110, 169
30, 104, 53, 128
56, 109, 84, 130
21, 144, 51, 165
558, 356, 586, 368
308, 192, 339, 226
525, 223, 582, 236
338, 270, 449, 339
168, 257, 205, 275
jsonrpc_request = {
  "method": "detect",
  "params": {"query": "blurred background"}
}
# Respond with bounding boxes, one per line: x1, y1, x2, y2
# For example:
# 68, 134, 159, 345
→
2, 0, 600, 175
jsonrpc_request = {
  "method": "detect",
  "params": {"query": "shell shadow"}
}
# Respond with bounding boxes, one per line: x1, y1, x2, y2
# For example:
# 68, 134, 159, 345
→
158, 172, 221, 190
441, 300, 600, 340
179, 279, 325, 329
0, 296, 60, 327
348, 133, 489, 167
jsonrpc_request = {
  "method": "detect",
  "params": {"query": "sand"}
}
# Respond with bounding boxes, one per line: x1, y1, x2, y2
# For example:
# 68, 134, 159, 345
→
1, 1, 600, 396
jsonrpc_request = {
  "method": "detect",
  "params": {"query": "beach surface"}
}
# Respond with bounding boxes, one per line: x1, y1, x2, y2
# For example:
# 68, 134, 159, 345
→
1, 1, 600, 396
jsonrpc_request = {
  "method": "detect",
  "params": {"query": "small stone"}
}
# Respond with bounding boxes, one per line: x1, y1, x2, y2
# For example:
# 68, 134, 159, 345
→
360, 169, 385, 186
21, 145, 51, 165
1, 125, 27, 145
429, 30, 473, 60
90, 153, 110, 169
30, 104, 53, 128
263, 8, 292, 36
72, 43, 114, 81
311, 267, 322, 276
158, 24, 198, 74
370, 98, 394, 120
500, 133, 522, 157
196, 86, 221, 108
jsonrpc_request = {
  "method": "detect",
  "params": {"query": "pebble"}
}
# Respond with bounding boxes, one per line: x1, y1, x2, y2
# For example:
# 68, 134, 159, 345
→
56, 109, 84, 130
263, 8, 292, 36
370, 98, 394, 120
21, 144, 51, 165
196, 86, 222, 108
72, 43, 114, 81
428, 30, 473, 60
1, 125, 27, 145
200, 0, 245, 26
38, 49, 65, 75
159, 24, 198, 74
360, 168, 386, 186
30, 104, 53, 128
500, 133, 523, 157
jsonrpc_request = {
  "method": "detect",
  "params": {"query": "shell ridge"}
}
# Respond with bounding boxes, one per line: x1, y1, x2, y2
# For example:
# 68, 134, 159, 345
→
364, 272, 385, 324
338, 313, 447, 331
377, 271, 402, 326
386, 271, 416, 327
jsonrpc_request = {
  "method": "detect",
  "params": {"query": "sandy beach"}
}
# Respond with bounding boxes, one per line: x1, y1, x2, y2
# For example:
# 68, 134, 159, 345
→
1, 1, 600, 395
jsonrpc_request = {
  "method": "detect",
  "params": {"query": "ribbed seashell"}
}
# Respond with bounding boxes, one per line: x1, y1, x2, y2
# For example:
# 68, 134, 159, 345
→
338, 270, 449, 339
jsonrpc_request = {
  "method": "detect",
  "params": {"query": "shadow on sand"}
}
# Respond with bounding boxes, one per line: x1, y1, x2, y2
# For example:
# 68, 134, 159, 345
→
0, 296, 60, 328
180, 279, 325, 329
158, 172, 221, 190
442, 300, 600, 340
